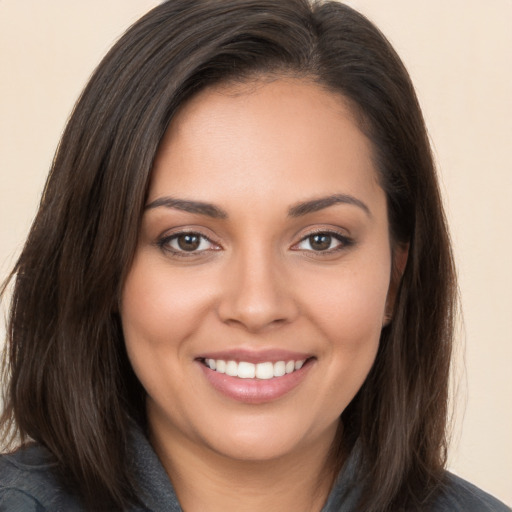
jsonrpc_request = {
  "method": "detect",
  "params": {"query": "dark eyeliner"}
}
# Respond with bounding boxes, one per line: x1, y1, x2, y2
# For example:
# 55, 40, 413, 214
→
295, 229, 355, 254
155, 231, 217, 257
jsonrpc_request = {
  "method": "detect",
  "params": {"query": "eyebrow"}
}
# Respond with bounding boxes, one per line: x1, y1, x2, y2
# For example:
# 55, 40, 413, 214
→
144, 197, 228, 219
288, 194, 372, 218
145, 193, 371, 219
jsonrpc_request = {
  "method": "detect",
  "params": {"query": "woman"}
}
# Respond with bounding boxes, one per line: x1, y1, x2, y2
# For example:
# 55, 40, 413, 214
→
0, 1, 509, 511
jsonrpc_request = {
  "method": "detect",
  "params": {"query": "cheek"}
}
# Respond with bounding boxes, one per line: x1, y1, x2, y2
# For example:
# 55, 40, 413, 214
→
303, 257, 391, 344
120, 253, 215, 348
297, 250, 391, 401
119, 254, 214, 411
308, 264, 389, 410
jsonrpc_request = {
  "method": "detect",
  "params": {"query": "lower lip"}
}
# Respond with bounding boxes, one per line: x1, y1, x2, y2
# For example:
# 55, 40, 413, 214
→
197, 360, 314, 404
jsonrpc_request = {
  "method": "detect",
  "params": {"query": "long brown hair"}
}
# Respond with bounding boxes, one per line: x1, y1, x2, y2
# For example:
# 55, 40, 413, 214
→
1, 1, 457, 510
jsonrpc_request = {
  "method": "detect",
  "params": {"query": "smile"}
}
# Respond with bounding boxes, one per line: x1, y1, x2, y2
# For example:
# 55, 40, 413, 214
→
203, 358, 306, 379
197, 353, 315, 404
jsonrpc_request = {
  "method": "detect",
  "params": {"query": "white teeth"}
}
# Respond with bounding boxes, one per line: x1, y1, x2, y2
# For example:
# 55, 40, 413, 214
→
255, 362, 274, 380
273, 361, 286, 377
225, 360, 238, 377
237, 362, 256, 379
205, 358, 307, 379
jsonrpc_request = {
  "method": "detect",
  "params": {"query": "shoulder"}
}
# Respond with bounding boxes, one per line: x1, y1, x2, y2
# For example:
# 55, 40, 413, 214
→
430, 472, 511, 512
0, 444, 84, 511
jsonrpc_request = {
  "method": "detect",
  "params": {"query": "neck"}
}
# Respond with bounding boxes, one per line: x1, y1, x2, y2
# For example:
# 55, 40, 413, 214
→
149, 418, 341, 512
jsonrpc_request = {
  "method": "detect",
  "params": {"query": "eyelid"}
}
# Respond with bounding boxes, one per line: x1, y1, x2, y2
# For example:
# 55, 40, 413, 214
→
154, 225, 354, 257
290, 227, 354, 253
156, 228, 222, 256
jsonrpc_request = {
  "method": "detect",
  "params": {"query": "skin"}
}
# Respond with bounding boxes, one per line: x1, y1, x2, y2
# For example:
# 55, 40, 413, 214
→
121, 78, 402, 511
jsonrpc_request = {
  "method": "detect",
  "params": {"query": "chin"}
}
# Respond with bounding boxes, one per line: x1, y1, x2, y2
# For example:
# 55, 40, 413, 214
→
198, 412, 340, 464
206, 431, 306, 463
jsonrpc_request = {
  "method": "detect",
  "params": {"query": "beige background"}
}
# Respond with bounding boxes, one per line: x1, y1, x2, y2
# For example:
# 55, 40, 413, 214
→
0, 0, 511, 505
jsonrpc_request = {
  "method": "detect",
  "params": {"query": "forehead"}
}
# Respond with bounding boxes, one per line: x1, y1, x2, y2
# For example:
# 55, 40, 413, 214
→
150, 78, 382, 211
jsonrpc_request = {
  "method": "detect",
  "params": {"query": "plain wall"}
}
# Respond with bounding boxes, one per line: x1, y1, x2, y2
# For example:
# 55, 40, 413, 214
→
1, 0, 510, 505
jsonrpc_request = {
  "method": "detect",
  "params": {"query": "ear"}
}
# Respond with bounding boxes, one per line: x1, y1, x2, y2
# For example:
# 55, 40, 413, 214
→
383, 242, 409, 326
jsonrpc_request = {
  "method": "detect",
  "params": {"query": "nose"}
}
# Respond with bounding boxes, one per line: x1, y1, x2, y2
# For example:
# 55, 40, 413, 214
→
217, 247, 299, 333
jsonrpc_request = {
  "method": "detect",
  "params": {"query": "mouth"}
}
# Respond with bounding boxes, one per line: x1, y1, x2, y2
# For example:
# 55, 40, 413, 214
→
199, 357, 311, 380
196, 353, 316, 404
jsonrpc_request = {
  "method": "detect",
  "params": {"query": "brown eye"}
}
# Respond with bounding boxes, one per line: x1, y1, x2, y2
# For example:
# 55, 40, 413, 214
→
308, 233, 333, 251
177, 234, 201, 251
159, 232, 216, 254
293, 231, 352, 254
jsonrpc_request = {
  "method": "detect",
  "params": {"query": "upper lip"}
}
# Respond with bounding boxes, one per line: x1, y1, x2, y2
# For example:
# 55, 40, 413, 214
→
196, 349, 314, 364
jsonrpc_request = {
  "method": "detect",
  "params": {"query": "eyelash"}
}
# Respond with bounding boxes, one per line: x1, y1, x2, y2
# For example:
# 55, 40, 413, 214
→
156, 229, 354, 257
156, 231, 219, 257
291, 229, 354, 254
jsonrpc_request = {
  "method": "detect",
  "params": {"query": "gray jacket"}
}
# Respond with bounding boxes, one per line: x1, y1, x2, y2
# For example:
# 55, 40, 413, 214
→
0, 425, 509, 511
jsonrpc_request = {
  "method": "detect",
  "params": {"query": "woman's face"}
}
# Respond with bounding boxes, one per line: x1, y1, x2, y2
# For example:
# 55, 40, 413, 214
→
121, 78, 395, 463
